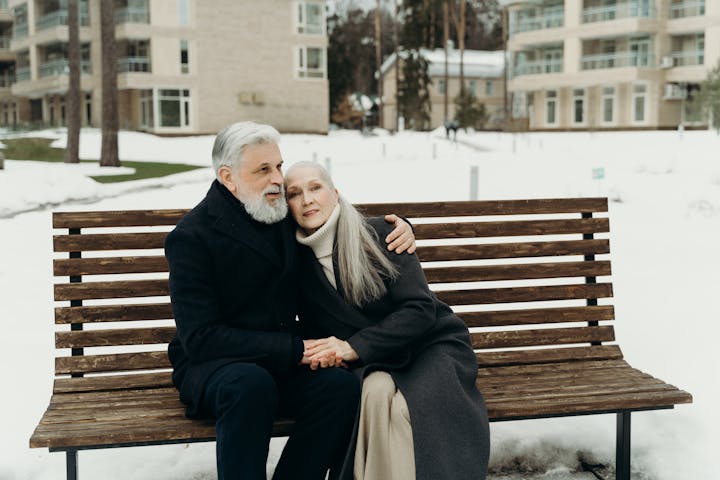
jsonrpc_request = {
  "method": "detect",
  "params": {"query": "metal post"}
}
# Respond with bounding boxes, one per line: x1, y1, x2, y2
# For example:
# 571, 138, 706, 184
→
616, 411, 631, 480
66, 450, 78, 480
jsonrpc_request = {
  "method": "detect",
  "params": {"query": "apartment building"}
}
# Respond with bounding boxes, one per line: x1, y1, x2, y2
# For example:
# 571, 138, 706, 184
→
503, 0, 719, 130
379, 47, 505, 131
6, 0, 328, 134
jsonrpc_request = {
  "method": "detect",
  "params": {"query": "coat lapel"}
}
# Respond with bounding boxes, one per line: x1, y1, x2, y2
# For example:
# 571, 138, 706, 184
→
206, 181, 283, 269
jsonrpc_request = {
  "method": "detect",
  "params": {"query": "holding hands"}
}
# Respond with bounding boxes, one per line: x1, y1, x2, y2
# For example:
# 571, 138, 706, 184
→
302, 337, 359, 370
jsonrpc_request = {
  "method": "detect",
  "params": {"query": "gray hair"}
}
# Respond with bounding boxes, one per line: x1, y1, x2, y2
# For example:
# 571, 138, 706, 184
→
287, 162, 399, 306
211, 121, 281, 177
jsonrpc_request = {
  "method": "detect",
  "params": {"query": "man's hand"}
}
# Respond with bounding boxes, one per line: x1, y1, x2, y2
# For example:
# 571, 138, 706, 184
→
302, 337, 358, 370
384, 214, 416, 254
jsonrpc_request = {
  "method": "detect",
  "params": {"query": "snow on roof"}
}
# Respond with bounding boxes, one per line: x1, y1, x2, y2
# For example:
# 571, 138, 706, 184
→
379, 48, 505, 79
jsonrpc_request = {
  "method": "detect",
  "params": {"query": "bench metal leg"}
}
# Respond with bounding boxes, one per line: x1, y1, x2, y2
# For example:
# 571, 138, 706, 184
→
66, 450, 78, 480
616, 411, 631, 480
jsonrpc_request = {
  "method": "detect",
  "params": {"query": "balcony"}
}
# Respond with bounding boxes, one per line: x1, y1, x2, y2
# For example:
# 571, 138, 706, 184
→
13, 24, 28, 39
671, 50, 704, 67
38, 59, 91, 78
0, 35, 9, 49
0, 0, 7, 9
0, 73, 13, 88
513, 58, 563, 76
670, 0, 705, 19
115, 7, 149, 24
581, 51, 654, 69
117, 56, 150, 73
36, 10, 90, 31
512, 10, 564, 34
582, 1, 654, 23
15, 66, 30, 82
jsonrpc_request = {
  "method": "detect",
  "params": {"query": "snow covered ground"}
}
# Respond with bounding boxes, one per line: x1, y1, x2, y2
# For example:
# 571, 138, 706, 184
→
0, 127, 717, 479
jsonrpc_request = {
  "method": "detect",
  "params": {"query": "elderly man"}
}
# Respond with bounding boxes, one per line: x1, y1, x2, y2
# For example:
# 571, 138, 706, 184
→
165, 121, 415, 480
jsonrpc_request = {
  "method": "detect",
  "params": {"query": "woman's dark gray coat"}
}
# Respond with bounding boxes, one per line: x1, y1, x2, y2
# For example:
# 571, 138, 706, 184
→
298, 217, 490, 480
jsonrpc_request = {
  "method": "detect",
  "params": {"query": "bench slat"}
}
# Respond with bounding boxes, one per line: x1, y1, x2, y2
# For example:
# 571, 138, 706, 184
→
471, 326, 614, 349
54, 372, 173, 394
53, 210, 188, 229
437, 283, 613, 306
478, 368, 652, 388
55, 351, 170, 375
416, 239, 610, 262
356, 198, 608, 217
54, 279, 169, 301
477, 359, 630, 377
413, 218, 609, 240
424, 260, 611, 283
54, 256, 169, 276
458, 305, 615, 327
54, 232, 167, 252
55, 303, 173, 324
476, 345, 623, 367
56, 327, 176, 349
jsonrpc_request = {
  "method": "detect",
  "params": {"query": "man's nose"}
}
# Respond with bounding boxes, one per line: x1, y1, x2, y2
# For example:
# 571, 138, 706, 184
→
270, 169, 283, 185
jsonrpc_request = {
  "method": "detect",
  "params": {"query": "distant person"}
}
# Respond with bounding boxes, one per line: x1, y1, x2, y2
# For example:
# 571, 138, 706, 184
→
444, 119, 459, 141
285, 161, 490, 480
165, 121, 416, 480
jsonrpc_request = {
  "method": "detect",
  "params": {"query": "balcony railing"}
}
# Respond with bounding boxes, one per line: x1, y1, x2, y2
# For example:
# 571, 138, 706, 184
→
0, 36, 10, 49
15, 67, 30, 82
0, 74, 13, 88
671, 50, 704, 66
117, 57, 151, 73
582, 2, 654, 23
0, 0, 8, 10
513, 58, 563, 76
115, 7, 149, 24
581, 51, 654, 69
13, 24, 28, 39
38, 59, 91, 78
514, 11, 564, 33
36, 10, 90, 31
670, 1, 705, 18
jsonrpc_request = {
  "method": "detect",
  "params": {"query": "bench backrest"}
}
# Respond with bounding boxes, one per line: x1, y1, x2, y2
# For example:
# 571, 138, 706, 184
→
51, 198, 618, 395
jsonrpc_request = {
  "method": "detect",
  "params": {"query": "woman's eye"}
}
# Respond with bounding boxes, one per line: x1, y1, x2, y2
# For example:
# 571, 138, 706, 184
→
287, 191, 298, 199
310, 184, 321, 191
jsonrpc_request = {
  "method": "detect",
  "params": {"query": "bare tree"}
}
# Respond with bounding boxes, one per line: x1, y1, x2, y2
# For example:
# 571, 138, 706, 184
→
375, 0, 383, 127
443, 0, 449, 121
449, 0, 466, 91
100, 0, 120, 167
65, 0, 81, 164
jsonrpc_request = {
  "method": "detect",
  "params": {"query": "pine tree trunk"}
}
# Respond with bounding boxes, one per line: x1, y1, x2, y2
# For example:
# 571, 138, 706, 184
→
100, 0, 120, 167
459, 0, 465, 91
65, 0, 81, 164
443, 0, 449, 121
375, 1, 383, 128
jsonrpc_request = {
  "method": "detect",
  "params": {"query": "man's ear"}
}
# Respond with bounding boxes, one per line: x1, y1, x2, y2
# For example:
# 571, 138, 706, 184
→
218, 166, 236, 194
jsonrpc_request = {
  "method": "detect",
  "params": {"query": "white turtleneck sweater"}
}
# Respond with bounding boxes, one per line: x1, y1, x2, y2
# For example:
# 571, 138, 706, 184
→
295, 203, 341, 289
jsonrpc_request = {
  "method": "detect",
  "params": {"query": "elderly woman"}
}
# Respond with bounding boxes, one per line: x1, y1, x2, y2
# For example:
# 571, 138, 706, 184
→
285, 162, 490, 480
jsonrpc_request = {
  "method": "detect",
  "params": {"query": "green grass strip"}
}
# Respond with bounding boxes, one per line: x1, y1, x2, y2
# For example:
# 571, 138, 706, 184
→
2, 137, 204, 183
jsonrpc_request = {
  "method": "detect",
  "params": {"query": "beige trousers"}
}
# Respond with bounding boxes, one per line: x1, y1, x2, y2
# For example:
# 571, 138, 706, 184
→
353, 371, 415, 480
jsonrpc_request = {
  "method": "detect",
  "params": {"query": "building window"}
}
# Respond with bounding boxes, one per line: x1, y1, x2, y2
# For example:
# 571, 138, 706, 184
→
297, 46, 325, 78
468, 80, 477, 96
632, 83, 647, 123
485, 81, 494, 96
178, 0, 189, 25
546, 90, 557, 125
158, 89, 190, 128
140, 89, 153, 128
180, 39, 189, 74
13, 3, 28, 38
573, 88, 585, 124
438, 79, 446, 95
297, 1, 323, 35
85, 93, 92, 125
601, 86, 615, 124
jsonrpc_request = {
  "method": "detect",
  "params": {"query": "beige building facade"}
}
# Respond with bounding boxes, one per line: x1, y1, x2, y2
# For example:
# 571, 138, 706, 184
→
379, 48, 506, 131
6, 0, 328, 134
503, 0, 719, 130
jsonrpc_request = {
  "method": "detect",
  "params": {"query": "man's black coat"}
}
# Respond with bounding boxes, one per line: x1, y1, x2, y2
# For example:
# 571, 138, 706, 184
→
165, 180, 300, 416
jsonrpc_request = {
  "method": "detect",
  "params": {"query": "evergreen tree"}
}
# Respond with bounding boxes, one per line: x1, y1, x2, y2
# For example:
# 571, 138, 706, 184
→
454, 86, 487, 129
692, 60, 720, 132
398, 50, 432, 130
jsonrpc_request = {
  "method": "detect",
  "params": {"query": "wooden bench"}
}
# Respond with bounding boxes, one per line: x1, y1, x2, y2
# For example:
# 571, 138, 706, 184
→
30, 197, 692, 480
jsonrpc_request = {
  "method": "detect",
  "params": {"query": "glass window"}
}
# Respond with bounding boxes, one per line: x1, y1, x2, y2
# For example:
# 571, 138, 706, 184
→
485, 81, 494, 96
297, 1, 323, 34
297, 46, 324, 78
632, 84, 647, 123
180, 39, 189, 74
546, 90, 557, 125
438, 79, 446, 95
469, 80, 477, 96
573, 88, 584, 124
602, 86, 614, 123
140, 89, 153, 127
178, 0, 189, 25
158, 89, 190, 127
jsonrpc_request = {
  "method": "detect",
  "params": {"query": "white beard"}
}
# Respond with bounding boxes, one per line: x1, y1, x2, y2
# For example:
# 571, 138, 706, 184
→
240, 184, 288, 224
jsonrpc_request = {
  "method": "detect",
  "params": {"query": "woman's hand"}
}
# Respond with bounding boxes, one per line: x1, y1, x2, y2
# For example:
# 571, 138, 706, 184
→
384, 214, 416, 254
302, 337, 359, 370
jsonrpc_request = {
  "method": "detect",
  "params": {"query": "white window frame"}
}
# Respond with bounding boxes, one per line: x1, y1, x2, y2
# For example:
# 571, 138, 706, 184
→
545, 89, 558, 127
295, 45, 326, 80
572, 88, 586, 126
437, 78, 446, 95
152, 87, 192, 132
295, 1, 325, 35
180, 39, 189, 74
600, 85, 616, 126
485, 80, 494, 97
631, 82, 648, 125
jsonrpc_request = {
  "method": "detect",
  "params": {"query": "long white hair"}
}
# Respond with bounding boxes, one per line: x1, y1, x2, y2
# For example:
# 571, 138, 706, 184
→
287, 162, 399, 306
